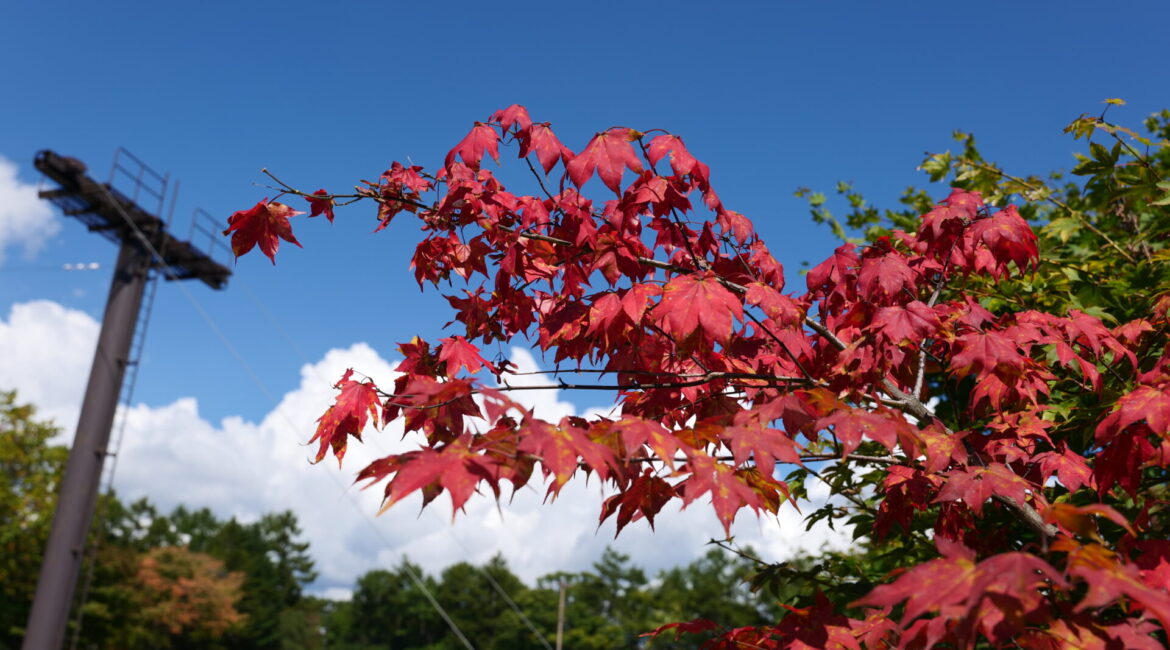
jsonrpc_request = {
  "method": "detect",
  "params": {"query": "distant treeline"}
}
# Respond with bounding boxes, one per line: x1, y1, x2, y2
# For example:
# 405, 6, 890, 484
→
3, 390, 782, 650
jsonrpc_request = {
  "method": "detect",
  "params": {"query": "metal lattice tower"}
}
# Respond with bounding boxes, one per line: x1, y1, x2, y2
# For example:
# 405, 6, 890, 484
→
23, 150, 232, 649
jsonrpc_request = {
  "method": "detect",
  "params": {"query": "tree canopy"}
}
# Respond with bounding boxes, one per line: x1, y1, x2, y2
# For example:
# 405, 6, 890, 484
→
0, 393, 319, 650
225, 100, 1170, 647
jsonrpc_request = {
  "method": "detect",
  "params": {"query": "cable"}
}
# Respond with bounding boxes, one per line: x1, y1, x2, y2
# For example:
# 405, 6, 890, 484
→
90, 182, 478, 649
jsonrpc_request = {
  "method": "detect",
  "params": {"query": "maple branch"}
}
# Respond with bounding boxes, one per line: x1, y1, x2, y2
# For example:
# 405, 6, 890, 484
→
804, 302, 1057, 538
259, 168, 433, 212
913, 271, 949, 399
954, 157, 1136, 264
802, 315, 847, 351
992, 494, 1057, 541
668, 206, 710, 272
499, 371, 807, 392
521, 154, 557, 201
707, 538, 770, 568
620, 453, 901, 466
802, 464, 873, 513
501, 368, 806, 384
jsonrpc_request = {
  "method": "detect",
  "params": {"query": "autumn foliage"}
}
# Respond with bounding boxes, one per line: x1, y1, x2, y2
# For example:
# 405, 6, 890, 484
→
228, 104, 1170, 647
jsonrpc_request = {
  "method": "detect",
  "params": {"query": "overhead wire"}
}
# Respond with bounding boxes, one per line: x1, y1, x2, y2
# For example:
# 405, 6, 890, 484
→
90, 182, 478, 650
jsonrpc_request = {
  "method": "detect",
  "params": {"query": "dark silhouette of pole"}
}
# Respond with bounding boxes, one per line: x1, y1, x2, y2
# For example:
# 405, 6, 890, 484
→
22, 239, 150, 650
22, 150, 230, 648
556, 580, 566, 650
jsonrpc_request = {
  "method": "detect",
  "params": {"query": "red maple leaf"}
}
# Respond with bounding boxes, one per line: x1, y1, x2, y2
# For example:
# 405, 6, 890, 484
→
817, 407, 913, 456
488, 104, 532, 132
599, 469, 676, 536
360, 438, 500, 516
858, 250, 916, 302
223, 199, 303, 263
967, 205, 1039, 278
309, 369, 380, 465
437, 336, 492, 377
444, 122, 500, 170
645, 134, 698, 177
678, 450, 762, 534
1060, 539, 1170, 633
724, 407, 801, 478
744, 282, 802, 327
613, 416, 680, 467
1034, 444, 1095, 493
653, 272, 743, 343
853, 537, 978, 625
518, 417, 614, 493
716, 209, 754, 245
870, 301, 940, 344
949, 329, 1026, 378
1095, 384, 1170, 441
305, 189, 335, 223
566, 128, 645, 194
934, 463, 1032, 516
517, 123, 574, 174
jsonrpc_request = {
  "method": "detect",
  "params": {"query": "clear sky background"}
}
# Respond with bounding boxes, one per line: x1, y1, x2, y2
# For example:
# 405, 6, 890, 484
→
2, 0, 1168, 598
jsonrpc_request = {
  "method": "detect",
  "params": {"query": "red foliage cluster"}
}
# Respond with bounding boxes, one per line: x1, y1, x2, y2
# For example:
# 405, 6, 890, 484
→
231, 105, 1170, 647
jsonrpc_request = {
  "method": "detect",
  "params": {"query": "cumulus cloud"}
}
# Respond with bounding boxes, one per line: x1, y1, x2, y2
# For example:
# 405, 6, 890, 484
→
0, 156, 59, 265
0, 300, 99, 430
2, 298, 853, 597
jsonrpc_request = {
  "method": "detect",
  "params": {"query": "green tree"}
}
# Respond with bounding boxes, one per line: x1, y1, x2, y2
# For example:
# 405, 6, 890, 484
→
650, 548, 773, 642
329, 560, 443, 649
0, 391, 66, 647
722, 103, 1170, 640
200, 513, 317, 649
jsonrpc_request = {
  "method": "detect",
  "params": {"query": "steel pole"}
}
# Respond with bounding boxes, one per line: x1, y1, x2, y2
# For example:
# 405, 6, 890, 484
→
23, 238, 150, 649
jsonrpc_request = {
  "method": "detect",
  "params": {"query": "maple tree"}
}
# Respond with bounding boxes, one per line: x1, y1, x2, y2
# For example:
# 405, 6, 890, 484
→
229, 102, 1170, 647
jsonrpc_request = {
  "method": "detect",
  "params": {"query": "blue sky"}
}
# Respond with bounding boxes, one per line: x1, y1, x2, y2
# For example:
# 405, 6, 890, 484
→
2, 0, 1168, 594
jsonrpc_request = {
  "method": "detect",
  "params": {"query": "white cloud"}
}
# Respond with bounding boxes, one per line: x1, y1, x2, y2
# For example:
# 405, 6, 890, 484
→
2, 299, 853, 597
0, 156, 59, 265
0, 300, 99, 430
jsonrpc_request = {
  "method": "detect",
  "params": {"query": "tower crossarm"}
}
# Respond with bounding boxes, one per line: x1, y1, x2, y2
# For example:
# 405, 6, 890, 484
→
34, 149, 232, 290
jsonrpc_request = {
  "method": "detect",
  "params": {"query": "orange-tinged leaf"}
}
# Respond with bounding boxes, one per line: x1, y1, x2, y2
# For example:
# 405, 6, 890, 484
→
1044, 502, 1135, 540
1062, 540, 1170, 632
724, 408, 801, 478
613, 416, 679, 468
1095, 384, 1170, 441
